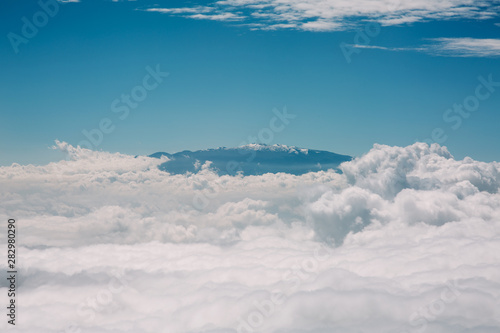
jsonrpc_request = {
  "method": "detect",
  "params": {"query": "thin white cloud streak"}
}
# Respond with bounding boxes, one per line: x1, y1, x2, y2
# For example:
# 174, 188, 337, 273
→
142, 0, 499, 31
189, 12, 245, 21
352, 44, 425, 52
143, 6, 244, 22
1, 141, 500, 332
352, 38, 500, 57
145, 7, 213, 14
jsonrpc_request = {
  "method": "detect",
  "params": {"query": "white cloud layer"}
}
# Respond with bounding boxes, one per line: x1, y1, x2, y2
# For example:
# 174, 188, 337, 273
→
143, 0, 499, 31
1, 141, 500, 332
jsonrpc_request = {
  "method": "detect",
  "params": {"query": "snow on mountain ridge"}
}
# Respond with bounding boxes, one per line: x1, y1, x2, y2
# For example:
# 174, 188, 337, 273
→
237, 143, 308, 154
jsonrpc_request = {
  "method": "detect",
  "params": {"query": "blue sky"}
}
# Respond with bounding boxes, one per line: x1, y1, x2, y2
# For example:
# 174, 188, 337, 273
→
1, 0, 499, 165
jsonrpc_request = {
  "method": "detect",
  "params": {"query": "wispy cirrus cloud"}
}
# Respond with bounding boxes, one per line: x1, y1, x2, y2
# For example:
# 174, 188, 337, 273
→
189, 12, 244, 21
142, 0, 499, 31
428, 37, 500, 57
352, 38, 500, 57
351, 44, 424, 52
145, 7, 213, 14
143, 6, 245, 22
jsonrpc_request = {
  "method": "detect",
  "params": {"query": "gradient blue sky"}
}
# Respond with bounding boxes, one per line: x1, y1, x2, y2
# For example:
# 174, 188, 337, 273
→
1, 0, 499, 165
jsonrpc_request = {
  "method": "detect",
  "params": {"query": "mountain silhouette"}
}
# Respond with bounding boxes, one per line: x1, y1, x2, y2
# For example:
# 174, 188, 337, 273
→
149, 144, 352, 176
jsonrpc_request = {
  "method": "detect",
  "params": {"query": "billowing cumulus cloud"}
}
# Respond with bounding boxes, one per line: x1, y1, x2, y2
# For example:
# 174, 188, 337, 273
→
1, 141, 500, 332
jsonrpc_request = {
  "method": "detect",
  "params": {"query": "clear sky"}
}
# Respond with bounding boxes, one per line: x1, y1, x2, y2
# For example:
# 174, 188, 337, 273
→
1, 0, 499, 165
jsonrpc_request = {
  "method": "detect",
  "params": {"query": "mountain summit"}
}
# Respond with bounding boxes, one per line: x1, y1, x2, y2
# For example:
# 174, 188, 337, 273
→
149, 144, 352, 176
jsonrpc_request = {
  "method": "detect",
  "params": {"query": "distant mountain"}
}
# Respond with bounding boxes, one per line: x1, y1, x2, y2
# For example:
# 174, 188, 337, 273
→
149, 144, 352, 176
